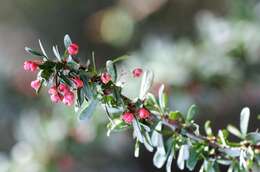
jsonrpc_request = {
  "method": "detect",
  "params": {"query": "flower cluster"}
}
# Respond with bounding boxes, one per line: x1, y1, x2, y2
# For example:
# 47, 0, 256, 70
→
23, 35, 260, 172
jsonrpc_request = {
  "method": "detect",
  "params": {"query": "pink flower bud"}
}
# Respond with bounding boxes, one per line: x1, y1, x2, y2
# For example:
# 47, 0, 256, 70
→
72, 77, 83, 88
67, 43, 79, 55
59, 83, 70, 93
63, 91, 75, 106
23, 61, 31, 71
30, 79, 41, 91
101, 72, 112, 84
48, 86, 58, 95
50, 94, 62, 103
24, 60, 38, 72
122, 112, 134, 124
132, 68, 143, 78
138, 108, 150, 119
30, 62, 38, 72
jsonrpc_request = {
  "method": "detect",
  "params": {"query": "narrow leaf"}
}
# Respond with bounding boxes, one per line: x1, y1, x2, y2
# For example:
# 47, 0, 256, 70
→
38, 40, 48, 58
106, 60, 117, 82
240, 107, 250, 137
153, 147, 167, 168
134, 139, 140, 158
139, 69, 154, 100
78, 99, 98, 121
158, 84, 167, 112
166, 148, 175, 172
186, 104, 198, 122
64, 34, 72, 48
187, 147, 199, 171
177, 145, 190, 170
133, 119, 144, 143
25, 47, 45, 57
227, 125, 242, 138
52, 45, 61, 61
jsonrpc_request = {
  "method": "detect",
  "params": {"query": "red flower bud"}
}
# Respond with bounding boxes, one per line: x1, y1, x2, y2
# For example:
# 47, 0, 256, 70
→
58, 83, 70, 93
101, 72, 112, 84
138, 108, 150, 119
132, 68, 143, 78
72, 77, 83, 88
67, 43, 79, 55
122, 112, 134, 124
31, 79, 41, 91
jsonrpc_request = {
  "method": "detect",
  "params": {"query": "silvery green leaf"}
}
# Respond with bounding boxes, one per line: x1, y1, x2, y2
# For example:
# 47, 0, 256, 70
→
52, 45, 61, 61
239, 150, 247, 169
153, 147, 167, 168
38, 40, 48, 58
133, 119, 144, 143
246, 132, 260, 144
158, 84, 167, 112
140, 123, 151, 132
220, 148, 241, 157
134, 139, 140, 158
227, 125, 242, 138
25, 47, 45, 57
216, 159, 232, 166
166, 148, 175, 172
186, 104, 198, 122
64, 34, 72, 48
218, 130, 227, 146
204, 120, 213, 136
187, 147, 199, 171
151, 122, 162, 147
143, 132, 154, 152
107, 118, 123, 136
177, 145, 190, 170
106, 60, 117, 82
139, 69, 154, 100
240, 107, 250, 137
78, 99, 98, 121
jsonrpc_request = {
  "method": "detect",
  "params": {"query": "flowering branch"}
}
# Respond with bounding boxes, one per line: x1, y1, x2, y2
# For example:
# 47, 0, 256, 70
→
24, 35, 260, 172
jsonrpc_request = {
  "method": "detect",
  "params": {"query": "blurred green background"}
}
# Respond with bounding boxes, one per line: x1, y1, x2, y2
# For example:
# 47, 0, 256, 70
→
0, 0, 260, 171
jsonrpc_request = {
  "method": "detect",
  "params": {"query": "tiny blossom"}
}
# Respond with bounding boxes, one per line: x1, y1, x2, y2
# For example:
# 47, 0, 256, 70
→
63, 91, 75, 106
50, 94, 62, 103
31, 79, 41, 91
24, 60, 38, 72
138, 108, 150, 119
122, 112, 134, 124
101, 72, 112, 84
132, 68, 143, 78
48, 86, 58, 95
72, 77, 83, 88
67, 43, 79, 55
59, 83, 70, 93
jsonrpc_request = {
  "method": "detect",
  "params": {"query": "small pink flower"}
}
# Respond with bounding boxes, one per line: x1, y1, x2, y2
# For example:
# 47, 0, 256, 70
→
31, 79, 41, 91
50, 94, 62, 103
30, 62, 38, 72
24, 60, 38, 72
23, 61, 31, 71
132, 68, 143, 78
138, 108, 150, 119
63, 91, 75, 106
101, 72, 112, 84
59, 83, 70, 93
72, 77, 83, 88
48, 86, 58, 95
67, 43, 79, 55
122, 112, 134, 124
